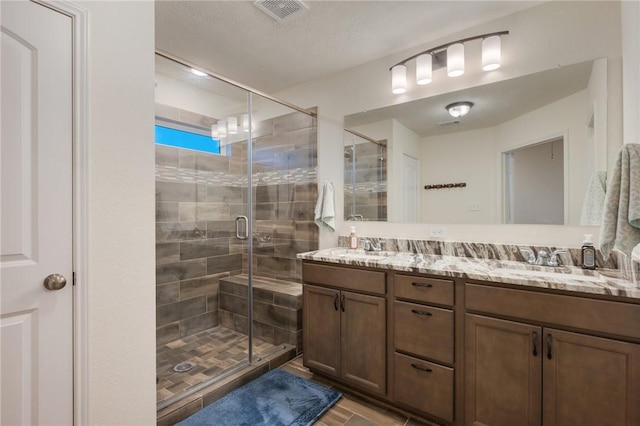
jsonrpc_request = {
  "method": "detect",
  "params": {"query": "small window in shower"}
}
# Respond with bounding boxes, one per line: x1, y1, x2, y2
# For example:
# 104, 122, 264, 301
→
155, 124, 221, 154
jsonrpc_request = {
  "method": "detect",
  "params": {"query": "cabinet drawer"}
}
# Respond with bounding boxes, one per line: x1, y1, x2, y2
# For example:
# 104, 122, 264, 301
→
466, 283, 640, 340
303, 262, 386, 295
394, 352, 454, 423
394, 301, 454, 364
394, 274, 453, 306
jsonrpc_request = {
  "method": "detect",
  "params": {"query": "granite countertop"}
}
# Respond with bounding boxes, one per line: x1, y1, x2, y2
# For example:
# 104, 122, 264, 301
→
297, 248, 640, 300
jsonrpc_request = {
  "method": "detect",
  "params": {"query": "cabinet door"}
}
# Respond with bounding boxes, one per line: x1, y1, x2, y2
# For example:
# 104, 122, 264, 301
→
341, 291, 386, 395
543, 328, 640, 426
303, 285, 341, 377
465, 314, 542, 426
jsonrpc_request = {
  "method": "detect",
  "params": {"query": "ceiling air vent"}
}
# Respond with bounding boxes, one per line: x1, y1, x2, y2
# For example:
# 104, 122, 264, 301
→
254, 0, 309, 22
436, 120, 461, 128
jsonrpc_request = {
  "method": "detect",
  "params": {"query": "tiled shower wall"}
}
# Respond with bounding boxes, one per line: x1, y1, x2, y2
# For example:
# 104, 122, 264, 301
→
156, 106, 317, 345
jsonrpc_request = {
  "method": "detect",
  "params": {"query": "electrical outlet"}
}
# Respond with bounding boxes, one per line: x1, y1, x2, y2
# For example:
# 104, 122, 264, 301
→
469, 202, 481, 211
429, 226, 447, 238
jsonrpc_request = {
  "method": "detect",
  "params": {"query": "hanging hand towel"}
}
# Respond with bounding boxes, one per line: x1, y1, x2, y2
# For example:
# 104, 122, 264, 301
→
599, 144, 640, 259
314, 182, 336, 231
579, 171, 607, 226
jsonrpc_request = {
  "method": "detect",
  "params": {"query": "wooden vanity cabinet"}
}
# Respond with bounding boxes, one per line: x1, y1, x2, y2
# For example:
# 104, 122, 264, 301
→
465, 283, 640, 426
393, 274, 456, 423
302, 263, 387, 396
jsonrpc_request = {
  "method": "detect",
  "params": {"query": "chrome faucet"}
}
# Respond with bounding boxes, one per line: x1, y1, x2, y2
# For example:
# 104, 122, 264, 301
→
363, 239, 386, 252
548, 249, 568, 267
348, 214, 364, 221
520, 248, 567, 266
520, 248, 536, 264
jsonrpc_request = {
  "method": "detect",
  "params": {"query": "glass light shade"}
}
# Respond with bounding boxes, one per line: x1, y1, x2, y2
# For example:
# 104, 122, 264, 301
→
416, 54, 432, 85
391, 65, 407, 94
227, 116, 238, 134
211, 124, 219, 139
482, 35, 501, 71
217, 120, 227, 137
447, 43, 465, 77
447, 102, 473, 118
242, 114, 250, 132
190, 68, 207, 77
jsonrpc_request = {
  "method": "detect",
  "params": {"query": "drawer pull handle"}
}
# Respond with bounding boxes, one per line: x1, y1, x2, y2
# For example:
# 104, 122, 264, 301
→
411, 363, 433, 373
333, 293, 339, 311
411, 309, 433, 317
412, 282, 433, 288
546, 334, 553, 360
532, 331, 538, 357
340, 294, 345, 312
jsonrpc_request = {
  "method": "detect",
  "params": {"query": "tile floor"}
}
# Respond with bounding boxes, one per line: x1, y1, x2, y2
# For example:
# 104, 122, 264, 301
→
157, 328, 440, 425
156, 325, 282, 403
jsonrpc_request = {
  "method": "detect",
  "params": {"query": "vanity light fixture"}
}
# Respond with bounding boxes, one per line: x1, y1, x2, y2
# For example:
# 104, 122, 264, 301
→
217, 120, 227, 137
447, 43, 465, 77
391, 64, 407, 94
446, 101, 473, 118
190, 68, 208, 77
227, 116, 238, 134
390, 31, 508, 94
242, 114, 250, 132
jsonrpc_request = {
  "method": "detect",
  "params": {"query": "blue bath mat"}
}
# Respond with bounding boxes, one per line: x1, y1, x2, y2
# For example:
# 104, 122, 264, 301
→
176, 368, 341, 426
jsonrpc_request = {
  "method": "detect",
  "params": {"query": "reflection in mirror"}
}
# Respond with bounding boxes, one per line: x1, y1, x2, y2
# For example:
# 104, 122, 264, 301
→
345, 59, 610, 225
504, 138, 564, 224
343, 129, 387, 221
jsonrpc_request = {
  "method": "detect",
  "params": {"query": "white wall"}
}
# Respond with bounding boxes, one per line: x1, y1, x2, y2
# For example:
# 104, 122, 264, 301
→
79, 1, 156, 425
622, 0, 640, 144
391, 120, 421, 222
421, 127, 497, 224
155, 72, 241, 119
275, 1, 623, 248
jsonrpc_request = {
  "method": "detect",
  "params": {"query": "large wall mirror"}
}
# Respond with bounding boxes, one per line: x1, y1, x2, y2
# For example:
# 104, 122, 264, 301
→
344, 58, 614, 225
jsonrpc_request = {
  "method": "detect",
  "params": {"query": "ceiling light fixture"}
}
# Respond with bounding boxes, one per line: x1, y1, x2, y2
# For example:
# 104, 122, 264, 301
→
446, 101, 474, 118
390, 31, 508, 94
190, 68, 208, 77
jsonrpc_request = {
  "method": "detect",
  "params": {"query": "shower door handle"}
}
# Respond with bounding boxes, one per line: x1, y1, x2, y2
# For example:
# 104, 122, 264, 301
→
235, 216, 248, 240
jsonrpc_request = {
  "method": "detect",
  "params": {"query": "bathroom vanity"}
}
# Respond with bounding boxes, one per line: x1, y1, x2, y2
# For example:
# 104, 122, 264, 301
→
299, 247, 640, 426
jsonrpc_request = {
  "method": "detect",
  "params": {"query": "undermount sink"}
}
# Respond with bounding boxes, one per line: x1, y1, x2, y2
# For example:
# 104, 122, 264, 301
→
493, 267, 605, 283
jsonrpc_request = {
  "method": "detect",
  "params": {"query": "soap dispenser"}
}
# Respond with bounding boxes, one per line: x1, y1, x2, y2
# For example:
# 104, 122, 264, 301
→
348, 226, 358, 249
581, 234, 596, 270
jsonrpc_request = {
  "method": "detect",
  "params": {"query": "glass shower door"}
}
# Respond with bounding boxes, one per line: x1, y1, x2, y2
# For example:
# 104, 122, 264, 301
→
154, 53, 317, 411
155, 53, 255, 408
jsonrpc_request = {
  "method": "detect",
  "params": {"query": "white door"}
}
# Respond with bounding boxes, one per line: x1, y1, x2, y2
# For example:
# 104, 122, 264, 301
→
1, 1, 73, 425
402, 154, 418, 222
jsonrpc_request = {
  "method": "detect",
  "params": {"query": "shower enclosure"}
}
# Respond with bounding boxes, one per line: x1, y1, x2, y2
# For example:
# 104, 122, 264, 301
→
154, 53, 317, 410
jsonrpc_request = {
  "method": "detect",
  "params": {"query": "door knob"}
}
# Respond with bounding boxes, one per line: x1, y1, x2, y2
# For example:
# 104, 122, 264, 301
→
43, 273, 67, 290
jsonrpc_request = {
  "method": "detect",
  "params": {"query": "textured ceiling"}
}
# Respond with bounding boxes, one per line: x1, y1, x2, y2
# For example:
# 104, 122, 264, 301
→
155, 1, 541, 94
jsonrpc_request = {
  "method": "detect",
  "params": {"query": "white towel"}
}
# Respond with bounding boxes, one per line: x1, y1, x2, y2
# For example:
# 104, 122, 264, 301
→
599, 144, 640, 259
314, 182, 336, 231
580, 171, 607, 226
